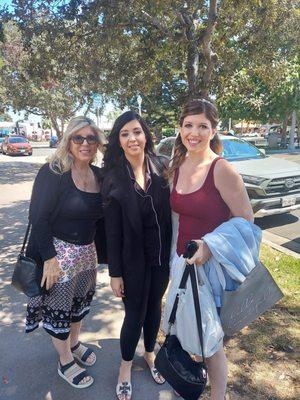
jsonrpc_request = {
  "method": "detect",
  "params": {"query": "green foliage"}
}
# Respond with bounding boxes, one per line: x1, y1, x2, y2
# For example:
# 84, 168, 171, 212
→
215, 0, 299, 123
0, 111, 12, 121
0, 0, 298, 129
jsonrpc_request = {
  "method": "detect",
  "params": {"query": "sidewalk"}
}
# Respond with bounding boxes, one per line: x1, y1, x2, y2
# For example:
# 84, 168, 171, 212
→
1, 152, 299, 400
0, 164, 176, 400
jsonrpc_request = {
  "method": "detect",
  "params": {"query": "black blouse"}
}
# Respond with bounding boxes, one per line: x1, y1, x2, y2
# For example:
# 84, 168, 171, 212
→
52, 185, 102, 245
133, 176, 161, 267
27, 163, 105, 263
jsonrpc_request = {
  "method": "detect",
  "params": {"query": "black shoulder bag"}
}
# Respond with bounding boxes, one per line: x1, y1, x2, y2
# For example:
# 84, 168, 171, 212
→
155, 241, 207, 400
11, 222, 43, 297
11, 171, 65, 297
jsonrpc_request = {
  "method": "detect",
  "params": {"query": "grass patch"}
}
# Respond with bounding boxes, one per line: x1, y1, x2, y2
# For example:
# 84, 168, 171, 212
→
260, 244, 300, 313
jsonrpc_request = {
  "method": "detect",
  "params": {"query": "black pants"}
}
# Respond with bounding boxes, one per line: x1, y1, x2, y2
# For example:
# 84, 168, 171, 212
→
120, 265, 169, 361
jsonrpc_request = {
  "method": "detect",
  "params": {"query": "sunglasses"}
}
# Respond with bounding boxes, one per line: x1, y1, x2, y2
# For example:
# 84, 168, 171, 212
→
71, 135, 99, 145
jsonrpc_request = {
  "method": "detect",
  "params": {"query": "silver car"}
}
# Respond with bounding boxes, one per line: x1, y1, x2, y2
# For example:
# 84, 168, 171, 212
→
156, 135, 300, 217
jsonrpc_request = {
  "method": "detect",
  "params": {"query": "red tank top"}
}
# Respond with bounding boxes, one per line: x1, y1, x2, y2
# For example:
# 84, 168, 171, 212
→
170, 157, 230, 255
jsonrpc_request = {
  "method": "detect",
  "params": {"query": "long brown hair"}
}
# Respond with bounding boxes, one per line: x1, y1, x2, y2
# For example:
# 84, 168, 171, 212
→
167, 99, 222, 179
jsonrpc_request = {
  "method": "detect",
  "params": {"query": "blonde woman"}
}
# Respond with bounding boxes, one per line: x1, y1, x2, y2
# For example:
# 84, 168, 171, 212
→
25, 116, 106, 388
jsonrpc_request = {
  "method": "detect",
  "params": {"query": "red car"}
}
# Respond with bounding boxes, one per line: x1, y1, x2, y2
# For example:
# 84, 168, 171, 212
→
1, 136, 33, 156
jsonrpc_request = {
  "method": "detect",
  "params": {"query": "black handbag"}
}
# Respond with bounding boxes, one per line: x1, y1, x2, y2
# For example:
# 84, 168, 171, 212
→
155, 241, 207, 400
11, 223, 43, 297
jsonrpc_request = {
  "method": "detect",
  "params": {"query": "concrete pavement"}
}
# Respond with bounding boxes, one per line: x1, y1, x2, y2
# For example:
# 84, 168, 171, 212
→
0, 161, 177, 400
1, 150, 299, 400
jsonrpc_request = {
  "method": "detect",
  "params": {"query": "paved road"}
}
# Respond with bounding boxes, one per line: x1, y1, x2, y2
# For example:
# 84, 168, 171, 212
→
2, 149, 299, 253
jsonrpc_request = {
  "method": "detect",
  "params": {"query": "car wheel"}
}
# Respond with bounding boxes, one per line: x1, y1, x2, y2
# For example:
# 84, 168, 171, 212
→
28, 152, 32, 156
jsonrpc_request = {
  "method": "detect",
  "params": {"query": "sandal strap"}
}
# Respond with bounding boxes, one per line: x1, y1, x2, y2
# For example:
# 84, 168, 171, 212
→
117, 381, 131, 394
71, 341, 81, 352
59, 360, 91, 386
81, 348, 93, 362
59, 360, 76, 374
71, 342, 94, 362
72, 370, 90, 386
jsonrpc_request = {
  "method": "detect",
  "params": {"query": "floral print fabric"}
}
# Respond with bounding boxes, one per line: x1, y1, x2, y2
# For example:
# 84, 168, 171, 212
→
25, 238, 97, 339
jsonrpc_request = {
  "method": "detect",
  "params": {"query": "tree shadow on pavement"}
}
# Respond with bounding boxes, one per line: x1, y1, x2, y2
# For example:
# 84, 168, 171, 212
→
255, 213, 298, 229
0, 162, 39, 185
0, 197, 178, 400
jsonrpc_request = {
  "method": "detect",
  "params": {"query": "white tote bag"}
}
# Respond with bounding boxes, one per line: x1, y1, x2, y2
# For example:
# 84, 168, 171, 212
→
163, 254, 224, 358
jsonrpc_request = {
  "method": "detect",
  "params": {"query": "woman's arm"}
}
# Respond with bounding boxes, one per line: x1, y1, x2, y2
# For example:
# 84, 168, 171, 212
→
214, 158, 254, 222
103, 196, 125, 297
29, 164, 62, 288
29, 164, 63, 261
103, 196, 123, 277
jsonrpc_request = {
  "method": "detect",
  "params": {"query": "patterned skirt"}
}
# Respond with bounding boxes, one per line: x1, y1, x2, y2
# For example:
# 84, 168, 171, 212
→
25, 238, 97, 340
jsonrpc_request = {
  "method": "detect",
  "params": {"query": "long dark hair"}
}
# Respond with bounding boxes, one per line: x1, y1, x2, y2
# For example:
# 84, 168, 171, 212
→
103, 110, 155, 171
167, 99, 223, 179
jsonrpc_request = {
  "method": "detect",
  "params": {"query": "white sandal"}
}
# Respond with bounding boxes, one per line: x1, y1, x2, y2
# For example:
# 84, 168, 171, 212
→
116, 381, 132, 400
57, 360, 94, 389
71, 342, 96, 366
148, 365, 165, 384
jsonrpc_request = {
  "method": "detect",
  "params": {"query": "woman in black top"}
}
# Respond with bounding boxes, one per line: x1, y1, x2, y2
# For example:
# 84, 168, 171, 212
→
102, 111, 172, 400
25, 116, 106, 389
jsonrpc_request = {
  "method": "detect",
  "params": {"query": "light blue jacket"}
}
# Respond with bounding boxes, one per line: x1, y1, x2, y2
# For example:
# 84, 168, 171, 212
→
202, 217, 262, 307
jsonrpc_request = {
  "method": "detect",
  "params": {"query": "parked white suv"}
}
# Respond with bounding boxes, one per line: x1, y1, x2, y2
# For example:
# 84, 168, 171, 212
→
156, 135, 300, 217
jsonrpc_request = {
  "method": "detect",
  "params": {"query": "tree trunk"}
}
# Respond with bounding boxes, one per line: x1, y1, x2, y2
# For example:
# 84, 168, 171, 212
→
200, 0, 218, 98
61, 118, 65, 136
288, 110, 296, 151
50, 114, 62, 138
179, 10, 200, 99
280, 113, 289, 148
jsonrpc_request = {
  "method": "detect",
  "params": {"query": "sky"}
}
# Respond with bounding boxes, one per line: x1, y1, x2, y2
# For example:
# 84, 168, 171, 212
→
1, 0, 14, 11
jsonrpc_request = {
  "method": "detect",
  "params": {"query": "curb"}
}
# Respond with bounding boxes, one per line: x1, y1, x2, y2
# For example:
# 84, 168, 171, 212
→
262, 231, 300, 259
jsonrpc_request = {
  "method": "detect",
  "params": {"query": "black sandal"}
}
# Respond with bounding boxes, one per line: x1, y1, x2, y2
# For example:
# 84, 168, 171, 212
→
57, 360, 94, 388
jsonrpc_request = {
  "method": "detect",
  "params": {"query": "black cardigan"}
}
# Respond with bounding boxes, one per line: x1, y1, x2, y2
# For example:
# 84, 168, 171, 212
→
26, 163, 106, 266
102, 155, 172, 307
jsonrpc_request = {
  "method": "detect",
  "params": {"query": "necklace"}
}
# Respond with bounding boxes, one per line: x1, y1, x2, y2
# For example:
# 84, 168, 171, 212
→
72, 166, 92, 191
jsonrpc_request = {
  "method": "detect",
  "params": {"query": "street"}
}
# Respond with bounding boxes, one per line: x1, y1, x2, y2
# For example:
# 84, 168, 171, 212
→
1, 145, 299, 254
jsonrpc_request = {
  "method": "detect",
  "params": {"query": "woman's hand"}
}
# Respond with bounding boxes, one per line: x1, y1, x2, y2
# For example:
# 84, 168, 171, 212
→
110, 277, 125, 297
186, 240, 211, 266
41, 257, 61, 290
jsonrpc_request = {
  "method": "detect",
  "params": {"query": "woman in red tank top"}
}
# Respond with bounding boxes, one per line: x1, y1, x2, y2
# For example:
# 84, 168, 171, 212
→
168, 99, 253, 400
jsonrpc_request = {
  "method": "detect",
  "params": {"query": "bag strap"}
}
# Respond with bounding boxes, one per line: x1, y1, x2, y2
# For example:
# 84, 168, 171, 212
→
168, 267, 190, 324
168, 241, 206, 362
20, 222, 31, 255
189, 264, 206, 362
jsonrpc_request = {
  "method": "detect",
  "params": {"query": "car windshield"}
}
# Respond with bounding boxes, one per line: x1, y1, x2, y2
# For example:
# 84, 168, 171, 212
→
9, 137, 28, 143
221, 138, 265, 161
